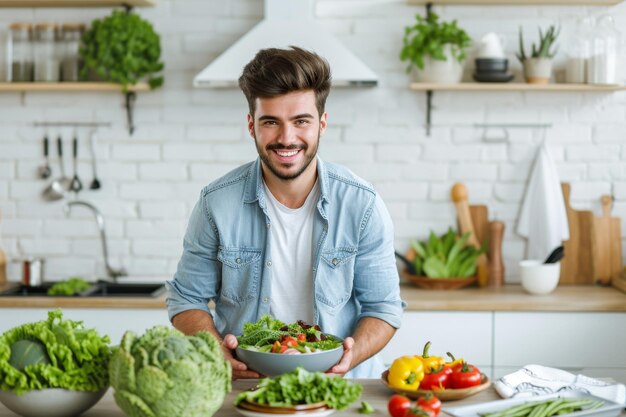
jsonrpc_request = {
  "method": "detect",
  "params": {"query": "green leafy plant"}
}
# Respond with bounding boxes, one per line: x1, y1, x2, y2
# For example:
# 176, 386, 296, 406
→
400, 12, 471, 71
109, 326, 231, 417
410, 228, 486, 278
516, 24, 560, 62
235, 367, 362, 410
0, 309, 111, 394
80, 10, 164, 91
47, 277, 91, 296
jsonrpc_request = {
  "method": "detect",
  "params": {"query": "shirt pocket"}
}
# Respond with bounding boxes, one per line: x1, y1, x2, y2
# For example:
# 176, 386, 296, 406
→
316, 247, 357, 308
218, 246, 262, 303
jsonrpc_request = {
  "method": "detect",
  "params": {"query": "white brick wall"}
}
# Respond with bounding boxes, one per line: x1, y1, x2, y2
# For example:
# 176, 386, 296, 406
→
0, 0, 625, 283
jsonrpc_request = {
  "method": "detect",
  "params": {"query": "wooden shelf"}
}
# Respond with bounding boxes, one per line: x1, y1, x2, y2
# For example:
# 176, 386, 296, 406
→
0, 0, 154, 6
410, 82, 626, 92
0, 82, 150, 92
407, 0, 621, 5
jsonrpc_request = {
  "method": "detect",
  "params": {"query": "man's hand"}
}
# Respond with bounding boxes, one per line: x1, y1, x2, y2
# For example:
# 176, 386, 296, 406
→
222, 334, 262, 379
328, 337, 355, 376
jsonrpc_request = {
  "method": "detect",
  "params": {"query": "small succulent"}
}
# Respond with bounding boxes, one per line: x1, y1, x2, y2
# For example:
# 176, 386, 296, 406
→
517, 24, 560, 62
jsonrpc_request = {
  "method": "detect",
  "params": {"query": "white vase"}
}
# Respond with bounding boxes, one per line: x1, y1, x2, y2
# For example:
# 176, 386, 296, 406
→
523, 58, 553, 84
413, 45, 464, 84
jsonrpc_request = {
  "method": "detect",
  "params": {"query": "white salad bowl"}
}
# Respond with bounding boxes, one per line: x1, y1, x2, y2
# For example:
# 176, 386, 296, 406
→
236, 341, 343, 377
0, 387, 108, 417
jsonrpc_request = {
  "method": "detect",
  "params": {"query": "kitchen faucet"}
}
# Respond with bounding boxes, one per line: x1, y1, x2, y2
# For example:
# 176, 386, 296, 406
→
63, 200, 127, 282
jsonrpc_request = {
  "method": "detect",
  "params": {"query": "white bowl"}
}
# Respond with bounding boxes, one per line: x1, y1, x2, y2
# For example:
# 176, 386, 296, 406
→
519, 260, 560, 295
236, 343, 343, 377
0, 388, 107, 417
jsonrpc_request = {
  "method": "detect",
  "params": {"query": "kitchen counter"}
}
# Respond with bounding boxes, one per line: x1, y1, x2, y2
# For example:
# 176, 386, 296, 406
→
0, 283, 166, 309
2, 282, 624, 311
1, 379, 623, 417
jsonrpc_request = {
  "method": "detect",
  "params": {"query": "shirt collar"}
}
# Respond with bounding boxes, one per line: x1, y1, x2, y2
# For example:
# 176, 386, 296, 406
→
243, 156, 331, 206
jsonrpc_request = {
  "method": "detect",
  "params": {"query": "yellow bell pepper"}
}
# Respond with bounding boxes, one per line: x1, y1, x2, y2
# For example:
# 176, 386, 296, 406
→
445, 352, 464, 372
416, 341, 445, 373
388, 355, 425, 391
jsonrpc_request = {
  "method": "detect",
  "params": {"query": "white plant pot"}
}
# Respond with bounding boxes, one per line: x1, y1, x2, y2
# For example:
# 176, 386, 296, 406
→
413, 45, 464, 84
523, 58, 553, 84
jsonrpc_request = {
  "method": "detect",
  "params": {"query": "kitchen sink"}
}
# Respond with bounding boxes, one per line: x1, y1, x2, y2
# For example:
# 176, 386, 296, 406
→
0, 281, 166, 298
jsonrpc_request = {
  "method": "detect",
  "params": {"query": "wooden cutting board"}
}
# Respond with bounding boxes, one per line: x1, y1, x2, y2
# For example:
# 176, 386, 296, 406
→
560, 183, 595, 285
592, 196, 612, 284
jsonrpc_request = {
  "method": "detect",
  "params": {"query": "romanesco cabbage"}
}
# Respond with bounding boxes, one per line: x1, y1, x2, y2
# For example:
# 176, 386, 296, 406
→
109, 326, 231, 417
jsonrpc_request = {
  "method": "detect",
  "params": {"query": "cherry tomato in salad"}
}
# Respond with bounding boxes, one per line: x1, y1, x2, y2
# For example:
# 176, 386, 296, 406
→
387, 394, 411, 417
449, 362, 482, 389
416, 393, 441, 417
281, 336, 299, 347
297, 333, 307, 342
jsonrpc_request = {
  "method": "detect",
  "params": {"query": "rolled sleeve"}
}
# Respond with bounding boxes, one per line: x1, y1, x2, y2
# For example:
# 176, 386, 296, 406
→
166, 192, 220, 322
354, 193, 406, 329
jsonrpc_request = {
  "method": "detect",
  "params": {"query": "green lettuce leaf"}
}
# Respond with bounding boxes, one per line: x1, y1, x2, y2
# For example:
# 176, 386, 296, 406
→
0, 309, 111, 394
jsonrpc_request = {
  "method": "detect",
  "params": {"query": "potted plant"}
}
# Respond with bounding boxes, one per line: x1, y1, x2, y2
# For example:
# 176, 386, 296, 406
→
400, 228, 485, 290
400, 12, 471, 83
516, 24, 560, 84
80, 10, 164, 91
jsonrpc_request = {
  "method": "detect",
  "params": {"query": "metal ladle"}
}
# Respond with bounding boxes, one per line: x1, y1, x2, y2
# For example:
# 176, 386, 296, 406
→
41, 136, 72, 201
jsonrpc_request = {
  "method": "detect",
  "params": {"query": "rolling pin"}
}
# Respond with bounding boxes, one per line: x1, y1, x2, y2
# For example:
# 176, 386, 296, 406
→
451, 183, 489, 286
488, 220, 505, 287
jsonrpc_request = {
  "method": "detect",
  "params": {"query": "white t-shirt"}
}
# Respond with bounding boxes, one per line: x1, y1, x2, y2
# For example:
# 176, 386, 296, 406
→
263, 180, 320, 325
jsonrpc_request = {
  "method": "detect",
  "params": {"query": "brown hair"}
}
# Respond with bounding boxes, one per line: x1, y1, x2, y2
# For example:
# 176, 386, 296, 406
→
238, 46, 332, 118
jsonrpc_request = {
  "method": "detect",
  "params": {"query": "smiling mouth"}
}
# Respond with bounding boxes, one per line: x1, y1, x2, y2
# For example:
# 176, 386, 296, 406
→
275, 149, 300, 157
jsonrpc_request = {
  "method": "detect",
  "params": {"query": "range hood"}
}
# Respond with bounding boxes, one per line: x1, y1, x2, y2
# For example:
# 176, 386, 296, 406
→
193, 0, 378, 88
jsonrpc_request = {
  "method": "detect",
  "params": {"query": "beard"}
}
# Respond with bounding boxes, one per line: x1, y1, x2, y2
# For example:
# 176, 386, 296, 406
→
254, 129, 320, 181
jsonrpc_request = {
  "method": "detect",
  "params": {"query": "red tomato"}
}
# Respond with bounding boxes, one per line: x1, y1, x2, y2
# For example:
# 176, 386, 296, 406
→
419, 366, 448, 391
406, 406, 435, 417
281, 336, 299, 347
387, 395, 411, 417
449, 362, 482, 388
297, 333, 307, 342
417, 393, 441, 417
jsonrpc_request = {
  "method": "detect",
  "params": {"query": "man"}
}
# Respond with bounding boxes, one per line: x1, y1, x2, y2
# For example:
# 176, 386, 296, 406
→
166, 46, 404, 379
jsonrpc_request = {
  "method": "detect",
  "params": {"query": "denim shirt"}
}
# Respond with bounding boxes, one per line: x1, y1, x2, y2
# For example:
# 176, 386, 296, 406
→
166, 157, 405, 377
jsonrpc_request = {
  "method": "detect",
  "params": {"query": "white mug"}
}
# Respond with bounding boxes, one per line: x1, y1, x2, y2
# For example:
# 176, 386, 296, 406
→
477, 32, 506, 58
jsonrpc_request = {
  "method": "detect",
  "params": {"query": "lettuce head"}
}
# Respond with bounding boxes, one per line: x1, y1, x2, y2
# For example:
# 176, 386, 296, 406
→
109, 326, 231, 417
0, 309, 111, 394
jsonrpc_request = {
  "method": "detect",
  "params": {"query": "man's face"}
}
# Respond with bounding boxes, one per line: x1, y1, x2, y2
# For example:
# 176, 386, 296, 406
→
248, 90, 327, 181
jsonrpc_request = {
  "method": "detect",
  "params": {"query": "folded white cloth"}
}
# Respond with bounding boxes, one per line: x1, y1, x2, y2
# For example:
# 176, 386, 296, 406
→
517, 143, 570, 261
494, 364, 626, 405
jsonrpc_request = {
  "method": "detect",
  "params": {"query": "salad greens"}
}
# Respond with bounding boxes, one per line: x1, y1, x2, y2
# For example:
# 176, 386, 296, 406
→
235, 367, 362, 410
47, 277, 91, 296
0, 309, 111, 394
237, 315, 342, 353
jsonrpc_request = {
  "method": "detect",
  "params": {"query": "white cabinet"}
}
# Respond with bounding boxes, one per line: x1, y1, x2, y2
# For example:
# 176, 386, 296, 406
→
379, 311, 493, 370
383, 311, 626, 383
0, 308, 170, 343
493, 312, 626, 382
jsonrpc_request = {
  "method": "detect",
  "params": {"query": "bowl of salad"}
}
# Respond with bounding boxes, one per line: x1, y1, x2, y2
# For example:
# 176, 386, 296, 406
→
235, 315, 344, 377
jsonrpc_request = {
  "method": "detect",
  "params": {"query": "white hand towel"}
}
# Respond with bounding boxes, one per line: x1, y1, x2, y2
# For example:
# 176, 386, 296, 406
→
494, 364, 626, 405
517, 143, 570, 260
